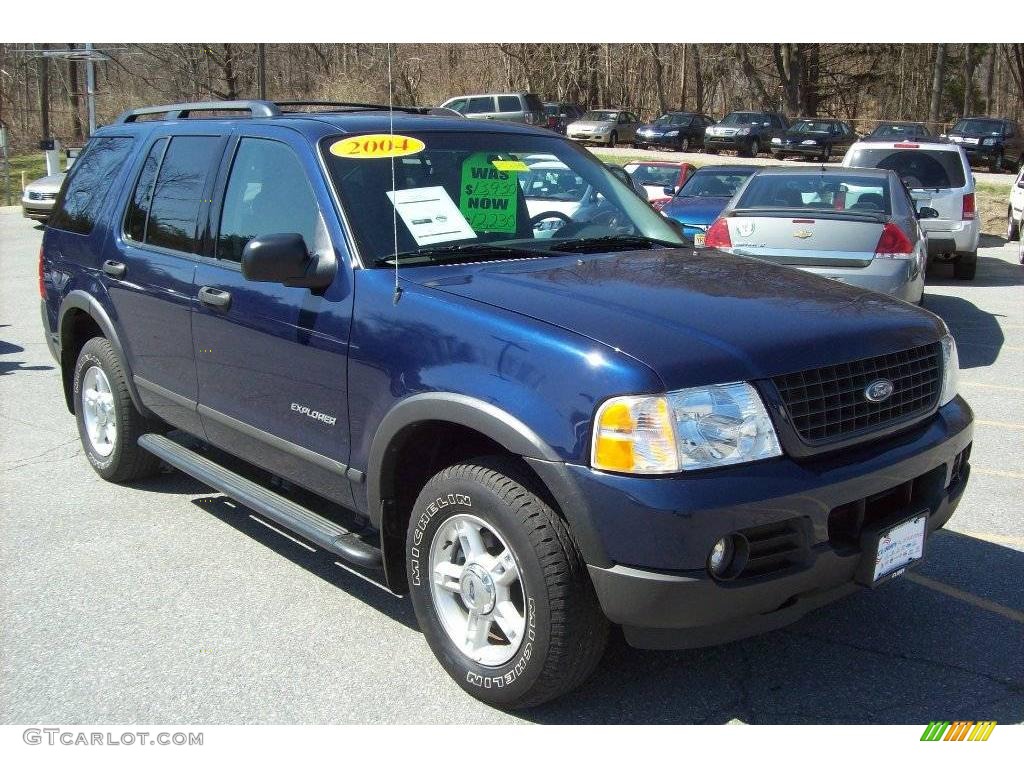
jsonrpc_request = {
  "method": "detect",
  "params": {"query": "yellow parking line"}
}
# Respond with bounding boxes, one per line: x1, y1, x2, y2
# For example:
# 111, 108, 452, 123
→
906, 573, 1024, 624
972, 467, 1024, 480
975, 419, 1024, 430
960, 382, 1024, 393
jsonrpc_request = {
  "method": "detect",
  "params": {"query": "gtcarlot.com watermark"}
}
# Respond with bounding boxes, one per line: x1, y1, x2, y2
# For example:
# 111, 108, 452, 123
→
23, 728, 203, 747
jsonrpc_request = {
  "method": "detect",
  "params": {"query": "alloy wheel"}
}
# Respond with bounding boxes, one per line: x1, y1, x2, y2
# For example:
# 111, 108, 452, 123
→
81, 365, 117, 457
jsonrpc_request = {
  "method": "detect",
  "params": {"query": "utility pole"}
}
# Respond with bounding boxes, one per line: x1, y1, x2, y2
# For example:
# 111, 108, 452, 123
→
85, 42, 97, 136
257, 44, 267, 99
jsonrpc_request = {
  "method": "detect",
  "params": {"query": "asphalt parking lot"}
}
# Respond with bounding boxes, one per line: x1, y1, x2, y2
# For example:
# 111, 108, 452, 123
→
1, 207, 1022, 724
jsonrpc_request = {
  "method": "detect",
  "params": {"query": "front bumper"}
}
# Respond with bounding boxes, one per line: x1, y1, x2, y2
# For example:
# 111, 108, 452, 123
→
704, 135, 752, 151
551, 397, 973, 649
22, 200, 53, 220
961, 146, 997, 163
773, 143, 824, 156
568, 132, 610, 143
636, 133, 683, 148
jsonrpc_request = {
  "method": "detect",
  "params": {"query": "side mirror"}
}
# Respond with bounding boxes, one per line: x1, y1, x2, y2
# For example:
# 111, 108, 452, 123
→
241, 233, 335, 290
663, 185, 677, 197
917, 206, 940, 219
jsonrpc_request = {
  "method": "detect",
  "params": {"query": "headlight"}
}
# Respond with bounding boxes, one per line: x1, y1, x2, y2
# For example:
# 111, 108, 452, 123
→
801, 139, 818, 145
737, 127, 751, 136
771, 137, 782, 144
939, 334, 959, 406
594, 126, 609, 133
591, 383, 781, 474
665, 130, 679, 136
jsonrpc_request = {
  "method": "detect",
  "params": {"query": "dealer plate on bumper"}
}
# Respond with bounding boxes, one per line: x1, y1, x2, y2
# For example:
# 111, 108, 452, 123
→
856, 512, 927, 587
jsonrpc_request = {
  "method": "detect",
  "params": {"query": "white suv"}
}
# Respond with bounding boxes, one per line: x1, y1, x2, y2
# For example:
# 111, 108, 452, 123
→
842, 139, 979, 280
1008, 163, 1024, 243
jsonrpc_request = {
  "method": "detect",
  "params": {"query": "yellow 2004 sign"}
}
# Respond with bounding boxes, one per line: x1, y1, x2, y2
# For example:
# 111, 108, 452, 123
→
329, 134, 425, 159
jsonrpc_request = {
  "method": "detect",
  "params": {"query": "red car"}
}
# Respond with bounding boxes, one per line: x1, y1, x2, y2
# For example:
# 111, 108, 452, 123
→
623, 161, 696, 210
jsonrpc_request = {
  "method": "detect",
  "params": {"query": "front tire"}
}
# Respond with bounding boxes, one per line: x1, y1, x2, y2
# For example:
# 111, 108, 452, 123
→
1008, 208, 1020, 241
607, 131, 617, 148
746, 138, 761, 158
406, 457, 608, 709
678, 136, 690, 152
990, 151, 1005, 173
73, 337, 161, 482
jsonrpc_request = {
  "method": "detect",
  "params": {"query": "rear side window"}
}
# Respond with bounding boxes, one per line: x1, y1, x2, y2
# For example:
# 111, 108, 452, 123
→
217, 138, 326, 262
497, 96, 521, 113
49, 136, 134, 235
464, 97, 495, 114
124, 137, 168, 242
846, 148, 966, 189
143, 136, 223, 253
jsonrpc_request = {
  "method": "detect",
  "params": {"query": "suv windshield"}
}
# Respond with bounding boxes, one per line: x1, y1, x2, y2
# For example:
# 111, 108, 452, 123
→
677, 169, 754, 198
720, 112, 765, 126
584, 111, 618, 122
846, 147, 966, 189
737, 173, 891, 214
951, 118, 1003, 136
320, 131, 682, 265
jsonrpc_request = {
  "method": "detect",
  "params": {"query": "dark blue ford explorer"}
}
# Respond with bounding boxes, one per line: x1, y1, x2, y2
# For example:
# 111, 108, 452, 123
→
40, 101, 973, 709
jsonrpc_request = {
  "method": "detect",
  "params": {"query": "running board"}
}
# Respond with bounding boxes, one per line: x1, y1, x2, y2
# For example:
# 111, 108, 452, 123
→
138, 433, 382, 569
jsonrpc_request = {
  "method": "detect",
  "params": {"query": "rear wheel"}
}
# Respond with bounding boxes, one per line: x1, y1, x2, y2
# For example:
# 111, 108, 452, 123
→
1008, 208, 1020, 242
74, 337, 161, 482
406, 457, 608, 709
954, 253, 977, 280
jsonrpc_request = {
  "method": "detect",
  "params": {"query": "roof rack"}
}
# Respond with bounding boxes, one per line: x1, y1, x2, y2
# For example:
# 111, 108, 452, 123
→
115, 100, 281, 123
114, 99, 440, 124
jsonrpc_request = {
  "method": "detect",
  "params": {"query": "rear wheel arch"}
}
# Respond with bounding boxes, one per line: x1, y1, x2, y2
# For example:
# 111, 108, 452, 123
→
367, 394, 568, 591
58, 292, 145, 416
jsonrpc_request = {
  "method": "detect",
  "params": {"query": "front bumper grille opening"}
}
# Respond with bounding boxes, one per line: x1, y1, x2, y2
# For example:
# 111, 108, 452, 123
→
828, 464, 948, 549
773, 342, 942, 447
734, 518, 810, 580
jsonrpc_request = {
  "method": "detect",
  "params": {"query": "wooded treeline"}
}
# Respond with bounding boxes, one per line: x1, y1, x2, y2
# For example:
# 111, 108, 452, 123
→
2, 43, 1023, 152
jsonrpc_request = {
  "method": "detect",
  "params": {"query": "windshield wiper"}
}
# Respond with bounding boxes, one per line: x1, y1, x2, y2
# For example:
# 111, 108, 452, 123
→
374, 242, 547, 267
546, 234, 679, 254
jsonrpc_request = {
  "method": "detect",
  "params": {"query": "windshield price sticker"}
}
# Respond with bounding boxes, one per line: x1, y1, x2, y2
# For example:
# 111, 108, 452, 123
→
492, 159, 530, 172
460, 153, 519, 234
329, 134, 425, 159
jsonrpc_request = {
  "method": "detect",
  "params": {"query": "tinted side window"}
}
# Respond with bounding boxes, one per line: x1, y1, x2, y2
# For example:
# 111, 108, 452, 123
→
49, 136, 135, 235
146, 136, 222, 253
464, 97, 495, 114
124, 137, 168, 242
217, 138, 326, 263
497, 95, 521, 113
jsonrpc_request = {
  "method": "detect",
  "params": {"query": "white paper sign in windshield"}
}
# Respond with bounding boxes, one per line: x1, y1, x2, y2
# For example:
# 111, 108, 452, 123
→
387, 186, 477, 247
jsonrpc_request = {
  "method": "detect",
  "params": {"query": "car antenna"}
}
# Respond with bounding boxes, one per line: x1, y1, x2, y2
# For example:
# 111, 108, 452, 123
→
387, 43, 403, 305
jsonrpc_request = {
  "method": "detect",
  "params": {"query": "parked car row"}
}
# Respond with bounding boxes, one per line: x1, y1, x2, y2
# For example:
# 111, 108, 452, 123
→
654, 135, 981, 297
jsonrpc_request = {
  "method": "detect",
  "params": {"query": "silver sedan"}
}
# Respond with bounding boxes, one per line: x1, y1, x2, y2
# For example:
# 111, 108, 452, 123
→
703, 166, 931, 304
21, 173, 66, 222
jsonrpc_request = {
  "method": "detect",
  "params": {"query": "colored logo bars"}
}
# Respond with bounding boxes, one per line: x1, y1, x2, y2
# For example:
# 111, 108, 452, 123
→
920, 721, 997, 741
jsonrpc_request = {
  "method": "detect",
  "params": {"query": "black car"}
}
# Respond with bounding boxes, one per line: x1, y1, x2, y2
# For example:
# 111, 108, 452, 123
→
864, 121, 932, 141
704, 111, 789, 157
634, 111, 715, 152
543, 101, 585, 135
770, 118, 858, 162
946, 116, 1024, 173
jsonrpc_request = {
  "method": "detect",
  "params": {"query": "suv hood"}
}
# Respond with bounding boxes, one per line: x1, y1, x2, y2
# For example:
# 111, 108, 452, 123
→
405, 249, 945, 389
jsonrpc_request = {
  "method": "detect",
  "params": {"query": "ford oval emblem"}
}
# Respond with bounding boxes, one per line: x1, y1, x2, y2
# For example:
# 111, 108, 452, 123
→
864, 379, 895, 403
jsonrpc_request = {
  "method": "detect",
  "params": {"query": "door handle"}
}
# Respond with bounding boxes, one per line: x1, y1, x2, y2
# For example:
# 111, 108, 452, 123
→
198, 286, 232, 310
102, 260, 126, 278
